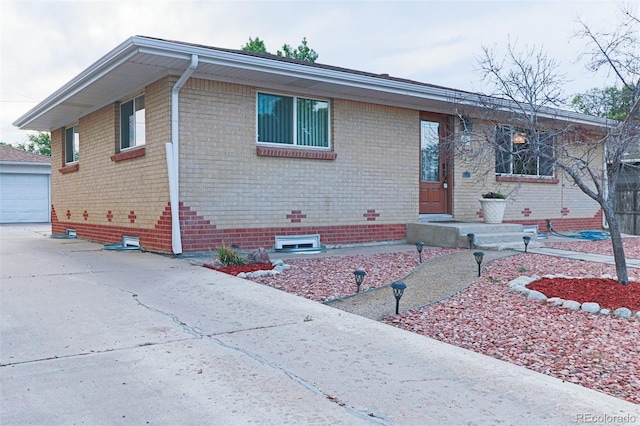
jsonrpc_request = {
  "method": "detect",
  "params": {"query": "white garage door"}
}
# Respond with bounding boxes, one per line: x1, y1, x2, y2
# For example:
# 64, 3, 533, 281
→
0, 173, 50, 223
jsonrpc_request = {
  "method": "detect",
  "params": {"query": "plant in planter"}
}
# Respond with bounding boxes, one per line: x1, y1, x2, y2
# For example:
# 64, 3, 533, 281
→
481, 192, 506, 199
480, 192, 507, 223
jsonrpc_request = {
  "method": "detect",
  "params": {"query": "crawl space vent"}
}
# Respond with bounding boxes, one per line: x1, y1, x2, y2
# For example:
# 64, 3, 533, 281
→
274, 234, 322, 252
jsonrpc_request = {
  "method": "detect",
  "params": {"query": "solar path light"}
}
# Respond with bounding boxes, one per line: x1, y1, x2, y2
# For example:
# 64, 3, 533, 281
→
467, 233, 475, 249
523, 236, 531, 253
390, 281, 407, 315
353, 269, 366, 293
473, 251, 485, 277
415, 241, 424, 263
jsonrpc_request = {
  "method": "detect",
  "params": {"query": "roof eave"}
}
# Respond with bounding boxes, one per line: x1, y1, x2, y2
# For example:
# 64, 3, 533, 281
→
13, 36, 612, 132
12, 37, 142, 129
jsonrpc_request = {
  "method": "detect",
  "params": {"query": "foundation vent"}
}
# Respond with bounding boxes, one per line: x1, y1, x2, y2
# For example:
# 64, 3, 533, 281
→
274, 234, 322, 252
122, 235, 140, 248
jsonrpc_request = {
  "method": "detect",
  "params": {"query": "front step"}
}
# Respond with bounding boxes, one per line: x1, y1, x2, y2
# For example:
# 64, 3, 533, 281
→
407, 221, 538, 250
418, 214, 454, 223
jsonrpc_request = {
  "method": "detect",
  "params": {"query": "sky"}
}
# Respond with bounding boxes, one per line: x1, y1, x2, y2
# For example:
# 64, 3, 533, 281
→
0, 0, 628, 146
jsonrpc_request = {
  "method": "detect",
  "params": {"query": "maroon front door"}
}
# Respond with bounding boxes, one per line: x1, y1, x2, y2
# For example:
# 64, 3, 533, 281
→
419, 113, 451, 214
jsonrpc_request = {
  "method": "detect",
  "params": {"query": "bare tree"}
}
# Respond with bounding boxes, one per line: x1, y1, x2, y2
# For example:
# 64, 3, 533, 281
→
451, 9, 639, 284
574, 4, 640, 284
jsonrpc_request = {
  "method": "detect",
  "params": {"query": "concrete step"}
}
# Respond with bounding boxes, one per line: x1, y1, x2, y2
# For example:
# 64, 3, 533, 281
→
418, 214, 454, 223
475, 240, 543, 251
473, 232, 535, 246
407, 221, 538, 249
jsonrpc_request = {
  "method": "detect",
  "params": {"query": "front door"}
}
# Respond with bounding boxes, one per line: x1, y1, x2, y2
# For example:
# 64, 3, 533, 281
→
419, 113, 451, 214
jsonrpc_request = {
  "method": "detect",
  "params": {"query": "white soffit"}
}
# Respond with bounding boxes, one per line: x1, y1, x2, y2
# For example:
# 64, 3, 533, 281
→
14, 36, 611, 132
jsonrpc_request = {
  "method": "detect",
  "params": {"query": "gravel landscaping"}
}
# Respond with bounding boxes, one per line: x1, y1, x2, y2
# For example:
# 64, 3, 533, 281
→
251, 247, 463, 302
246, 237, 640, 405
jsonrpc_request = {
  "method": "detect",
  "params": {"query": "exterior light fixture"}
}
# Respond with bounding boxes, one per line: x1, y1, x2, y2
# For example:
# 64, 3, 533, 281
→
353, 269, 367, 293
523, 236, 531, 253
473, 251, 485, 277
390, 281, 407, 315
467, 233, 475, 250
415, 242, 424, 263
513, 132, 527, 144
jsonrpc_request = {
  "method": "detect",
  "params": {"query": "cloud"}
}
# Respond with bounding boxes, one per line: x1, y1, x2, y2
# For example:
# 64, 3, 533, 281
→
0, 0, 625, 144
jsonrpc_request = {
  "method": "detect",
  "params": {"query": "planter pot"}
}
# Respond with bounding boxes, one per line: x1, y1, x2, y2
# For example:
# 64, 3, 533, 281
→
480, 198, 506, 224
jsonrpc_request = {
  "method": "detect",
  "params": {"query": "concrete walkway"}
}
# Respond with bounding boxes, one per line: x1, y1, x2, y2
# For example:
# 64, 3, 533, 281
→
527, 246, 640, 269
317, 240, 638, 320
326, 250, 518, 320
1, 224, 638, 425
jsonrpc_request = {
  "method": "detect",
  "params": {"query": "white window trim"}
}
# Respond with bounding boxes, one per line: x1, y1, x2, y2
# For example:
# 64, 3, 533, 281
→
256, 91, 331, 150
65, 124, 79, 165
495, 126, 555, 178
120, 94, 145, 151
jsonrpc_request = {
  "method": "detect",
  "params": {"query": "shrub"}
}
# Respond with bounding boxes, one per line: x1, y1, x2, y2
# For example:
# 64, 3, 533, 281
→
481, 192, 506, 199
216, 243, 246, 266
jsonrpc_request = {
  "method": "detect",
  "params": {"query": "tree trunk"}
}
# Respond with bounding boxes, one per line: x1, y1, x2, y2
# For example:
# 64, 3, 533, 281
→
602, 202, 629, 285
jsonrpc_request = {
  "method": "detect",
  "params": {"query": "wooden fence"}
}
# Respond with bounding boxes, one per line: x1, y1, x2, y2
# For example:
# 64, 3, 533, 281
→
615, 165, 640, 236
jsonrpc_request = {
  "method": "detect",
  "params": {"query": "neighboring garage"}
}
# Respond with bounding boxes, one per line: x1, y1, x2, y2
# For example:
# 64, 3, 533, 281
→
0, 145, 51, 223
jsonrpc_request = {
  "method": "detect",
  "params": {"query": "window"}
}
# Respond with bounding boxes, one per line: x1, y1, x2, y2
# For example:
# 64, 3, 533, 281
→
65, 125, 79, 164
120, 95, 145, 150
495, 126, 554, 177
257, 93, 329, 148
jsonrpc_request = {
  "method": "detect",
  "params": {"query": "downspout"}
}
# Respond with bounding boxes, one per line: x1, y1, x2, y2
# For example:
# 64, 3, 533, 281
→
166, 54, 198, 254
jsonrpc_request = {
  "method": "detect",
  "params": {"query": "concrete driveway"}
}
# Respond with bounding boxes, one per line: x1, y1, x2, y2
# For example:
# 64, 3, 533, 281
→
1, 224, 638, 425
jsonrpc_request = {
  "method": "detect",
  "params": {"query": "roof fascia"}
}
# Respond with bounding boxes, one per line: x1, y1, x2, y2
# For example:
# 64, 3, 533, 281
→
13, 37, 141, 128
128, 38, 615, 129
14, 36, 612, 130
0, 160, 51, 167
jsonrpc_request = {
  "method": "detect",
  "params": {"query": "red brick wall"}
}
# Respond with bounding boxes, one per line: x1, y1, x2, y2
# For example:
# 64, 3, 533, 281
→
504, 209, 604, 232
52, 203, 407, 253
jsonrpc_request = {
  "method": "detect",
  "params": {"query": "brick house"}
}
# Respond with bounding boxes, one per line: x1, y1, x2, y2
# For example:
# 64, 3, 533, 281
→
13, 36, 607, 254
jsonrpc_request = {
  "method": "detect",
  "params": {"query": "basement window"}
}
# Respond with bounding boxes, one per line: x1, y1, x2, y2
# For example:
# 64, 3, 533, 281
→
274, 234, 322, 252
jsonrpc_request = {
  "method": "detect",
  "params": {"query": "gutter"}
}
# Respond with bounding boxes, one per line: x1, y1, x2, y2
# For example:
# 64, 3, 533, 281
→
166, 54, 198, 255
15, 35, 612, 132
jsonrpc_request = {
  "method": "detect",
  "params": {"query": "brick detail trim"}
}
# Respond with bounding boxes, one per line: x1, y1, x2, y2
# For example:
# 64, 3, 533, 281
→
62, 207, 602, 252
256, 146, 337, 160
521, 207, 532, 217
52, 202, 406, 254
503, 210, 603, 233
111, 147, 145, 162
363, 209, 380, 221
52, 203, 174, 253
59, 163, 79, 174
286, 210, 307, 223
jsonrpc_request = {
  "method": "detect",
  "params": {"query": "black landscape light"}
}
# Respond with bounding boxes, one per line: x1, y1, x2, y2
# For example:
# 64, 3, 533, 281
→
390, 281, 407, 315
523, 236, 531, 253
354, 269, 367, 293
473, 251, 485, 277
415, 241, 424, 263
467, 233, 475, 249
